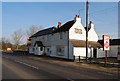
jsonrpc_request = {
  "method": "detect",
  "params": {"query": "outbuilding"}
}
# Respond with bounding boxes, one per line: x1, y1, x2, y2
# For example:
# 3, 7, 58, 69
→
97, 39, 120, 58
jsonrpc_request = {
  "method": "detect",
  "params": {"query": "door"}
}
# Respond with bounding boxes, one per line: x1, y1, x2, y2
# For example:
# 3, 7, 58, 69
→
93, 48, 97, 58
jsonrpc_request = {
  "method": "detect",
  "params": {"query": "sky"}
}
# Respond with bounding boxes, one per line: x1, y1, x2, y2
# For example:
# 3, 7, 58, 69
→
1, 1, 119, 44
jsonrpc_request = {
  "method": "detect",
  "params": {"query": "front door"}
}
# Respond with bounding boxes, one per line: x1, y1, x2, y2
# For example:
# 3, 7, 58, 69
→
93, 48, 97, 58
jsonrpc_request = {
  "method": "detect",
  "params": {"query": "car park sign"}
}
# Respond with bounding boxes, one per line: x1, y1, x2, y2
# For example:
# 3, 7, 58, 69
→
103, 35, 110, 51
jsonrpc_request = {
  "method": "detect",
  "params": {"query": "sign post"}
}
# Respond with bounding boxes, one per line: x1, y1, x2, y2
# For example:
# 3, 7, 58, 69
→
103, 35, 110, 66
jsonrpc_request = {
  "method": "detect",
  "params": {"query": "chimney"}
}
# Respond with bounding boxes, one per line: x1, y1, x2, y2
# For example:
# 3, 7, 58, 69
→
74, 15, 81, 22
58, 22, 62, 28
89, 21, 94, 28
53, 26, 57, 30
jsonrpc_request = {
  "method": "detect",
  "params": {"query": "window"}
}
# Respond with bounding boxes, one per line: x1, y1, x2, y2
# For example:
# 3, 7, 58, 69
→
60, 32, 63, 39
42, 36, 44, 40
57, 47, 64, 56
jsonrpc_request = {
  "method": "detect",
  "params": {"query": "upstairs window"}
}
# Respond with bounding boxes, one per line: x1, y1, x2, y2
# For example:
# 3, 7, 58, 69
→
56, 46, 64, 56
60, 32, 63, 39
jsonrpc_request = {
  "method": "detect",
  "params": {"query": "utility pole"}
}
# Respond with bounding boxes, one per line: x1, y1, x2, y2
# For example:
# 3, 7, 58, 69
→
86, 0, 89, 61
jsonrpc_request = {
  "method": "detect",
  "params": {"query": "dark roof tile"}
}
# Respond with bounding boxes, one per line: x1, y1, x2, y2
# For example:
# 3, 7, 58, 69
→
30, 20, 75, 38
34, 41, 44, 47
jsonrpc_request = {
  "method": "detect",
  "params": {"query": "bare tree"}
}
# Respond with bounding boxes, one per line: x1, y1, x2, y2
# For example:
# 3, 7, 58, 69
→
26, 25, 44, 37
0, 37, 12, 51
12, 29, 23, 50
1, 37, 9, 44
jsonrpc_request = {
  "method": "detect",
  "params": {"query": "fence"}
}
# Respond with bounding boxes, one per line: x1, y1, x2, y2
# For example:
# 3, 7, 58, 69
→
74, 56, 87, 63
13, 51, 29, 55
74, 55, 119, 67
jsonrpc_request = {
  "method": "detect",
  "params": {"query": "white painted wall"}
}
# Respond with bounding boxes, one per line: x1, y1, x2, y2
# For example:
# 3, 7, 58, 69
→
69, 17, 86, 40
88, 24, 98, 42
49, 46, 69, 59
74, 47, 86, 59
73, 47, 93, 59
29, 31, 69, 55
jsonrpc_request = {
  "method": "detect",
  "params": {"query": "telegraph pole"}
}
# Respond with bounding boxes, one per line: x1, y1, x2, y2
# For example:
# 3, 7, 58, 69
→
86, 0, 89, 61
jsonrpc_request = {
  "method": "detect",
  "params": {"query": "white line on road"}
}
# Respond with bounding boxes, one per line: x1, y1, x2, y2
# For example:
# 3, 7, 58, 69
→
14, 60, 39, 70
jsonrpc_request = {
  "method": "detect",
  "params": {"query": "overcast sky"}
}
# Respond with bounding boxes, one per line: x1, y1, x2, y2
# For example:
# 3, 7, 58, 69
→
1, 1, 119, 44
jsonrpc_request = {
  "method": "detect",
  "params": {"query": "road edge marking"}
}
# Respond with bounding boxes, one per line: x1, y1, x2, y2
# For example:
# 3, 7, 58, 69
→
14, 60, 39, 70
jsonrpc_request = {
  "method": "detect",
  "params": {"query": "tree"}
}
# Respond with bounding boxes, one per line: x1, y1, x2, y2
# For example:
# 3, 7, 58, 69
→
0, 37, 12, 51
26, 25, 44, 37
12, 29, 23, 50
19, 44, 28, 51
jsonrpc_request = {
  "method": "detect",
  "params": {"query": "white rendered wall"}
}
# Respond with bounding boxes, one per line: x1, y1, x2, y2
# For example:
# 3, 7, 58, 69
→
73, 47, 93, 58
88, 26, 98, 42
69, 18, 86, 40
49, 46, 69, 59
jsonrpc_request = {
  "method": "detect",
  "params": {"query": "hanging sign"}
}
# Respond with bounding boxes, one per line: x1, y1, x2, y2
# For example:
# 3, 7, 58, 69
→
27, 39, 31, 46
103, 35, 110, 51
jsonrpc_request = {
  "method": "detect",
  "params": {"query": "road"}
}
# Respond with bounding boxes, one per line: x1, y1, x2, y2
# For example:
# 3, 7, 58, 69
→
2, 52, 119, 81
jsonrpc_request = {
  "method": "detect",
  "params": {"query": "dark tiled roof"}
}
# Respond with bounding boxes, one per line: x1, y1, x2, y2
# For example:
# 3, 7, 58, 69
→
110, 39, 120, 45
34, 41, 44, 47
30, 27, 55, 38
70, 39, 102, 48
98, 39, 120, 46
30, 20, 75, 38
54, 20, 74, 33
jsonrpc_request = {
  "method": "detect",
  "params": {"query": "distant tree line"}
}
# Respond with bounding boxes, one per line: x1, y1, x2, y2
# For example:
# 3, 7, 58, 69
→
0, 25, 44, 51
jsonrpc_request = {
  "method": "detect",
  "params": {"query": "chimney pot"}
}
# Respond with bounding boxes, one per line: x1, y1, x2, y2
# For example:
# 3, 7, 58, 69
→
78, 15, 80, 18
76, 15, 78, 17
90, 21, 93, 24
58, 22, 62, 28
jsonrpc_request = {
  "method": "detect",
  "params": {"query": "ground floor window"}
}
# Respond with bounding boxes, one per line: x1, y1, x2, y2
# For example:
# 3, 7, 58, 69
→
46, 47, 51, 55
47, 48, 49, 53
56, 46, 64, 56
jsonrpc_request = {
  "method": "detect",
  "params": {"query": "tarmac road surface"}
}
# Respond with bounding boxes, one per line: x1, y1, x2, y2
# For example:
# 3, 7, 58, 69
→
2, 53, 119, 81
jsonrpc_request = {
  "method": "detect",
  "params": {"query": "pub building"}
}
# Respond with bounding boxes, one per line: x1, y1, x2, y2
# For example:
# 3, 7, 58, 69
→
27, 15, 102, 60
